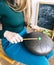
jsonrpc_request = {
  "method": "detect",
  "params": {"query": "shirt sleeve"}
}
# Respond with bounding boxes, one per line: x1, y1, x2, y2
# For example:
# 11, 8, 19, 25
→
0, 1, 6, 38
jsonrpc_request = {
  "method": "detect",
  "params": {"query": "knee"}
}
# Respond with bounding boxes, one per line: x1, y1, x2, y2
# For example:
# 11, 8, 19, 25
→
36, 56, 50, 65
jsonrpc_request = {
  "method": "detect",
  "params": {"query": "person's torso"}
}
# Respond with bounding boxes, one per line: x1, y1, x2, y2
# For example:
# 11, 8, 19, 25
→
0, 0, 25, 33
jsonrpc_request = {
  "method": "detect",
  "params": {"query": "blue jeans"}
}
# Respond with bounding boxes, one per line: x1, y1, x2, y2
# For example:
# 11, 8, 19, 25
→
2, 28, 54, 65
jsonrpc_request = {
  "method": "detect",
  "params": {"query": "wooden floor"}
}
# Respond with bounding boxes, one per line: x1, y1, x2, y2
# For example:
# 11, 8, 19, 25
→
49, 56, 54, 65
0, 58, 24, 65
0, 56, 54, 65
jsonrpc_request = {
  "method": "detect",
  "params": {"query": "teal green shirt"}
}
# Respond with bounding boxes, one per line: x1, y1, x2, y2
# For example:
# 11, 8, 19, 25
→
0, 0, 25, 38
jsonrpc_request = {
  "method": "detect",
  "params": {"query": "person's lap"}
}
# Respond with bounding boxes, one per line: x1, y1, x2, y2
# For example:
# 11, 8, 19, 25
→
2, 39, 50, 65
2, 28, 54, 65
45, 50, 54, 60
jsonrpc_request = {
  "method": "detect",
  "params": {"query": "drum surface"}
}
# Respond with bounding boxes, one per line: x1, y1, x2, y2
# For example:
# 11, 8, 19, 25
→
23, 32, 53, 55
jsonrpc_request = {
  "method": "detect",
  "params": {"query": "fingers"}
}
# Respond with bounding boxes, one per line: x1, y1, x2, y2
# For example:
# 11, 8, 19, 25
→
31, 25, 41, 31
14, 34, 23, 43
4, 30, 23, 44
12, 37, 18, 43
10, 34, 23, 44
10, 40, 14, 44
17, 34, 23, 42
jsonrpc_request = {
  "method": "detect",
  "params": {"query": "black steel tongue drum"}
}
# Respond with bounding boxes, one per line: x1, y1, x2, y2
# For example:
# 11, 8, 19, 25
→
23, 32, 53, 55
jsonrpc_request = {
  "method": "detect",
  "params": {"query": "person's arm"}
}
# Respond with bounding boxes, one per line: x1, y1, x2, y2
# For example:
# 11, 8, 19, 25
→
0, 26, 5, 38
0, 1, 6, 38
0, 1, 23, 44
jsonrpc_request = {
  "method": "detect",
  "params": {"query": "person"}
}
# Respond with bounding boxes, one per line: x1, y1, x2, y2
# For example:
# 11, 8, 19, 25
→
0, 0, 54, 65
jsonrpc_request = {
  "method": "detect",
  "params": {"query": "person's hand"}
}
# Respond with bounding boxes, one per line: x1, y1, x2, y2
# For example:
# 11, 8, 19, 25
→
4, 31, 23, 44
30, 25, 41, 31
